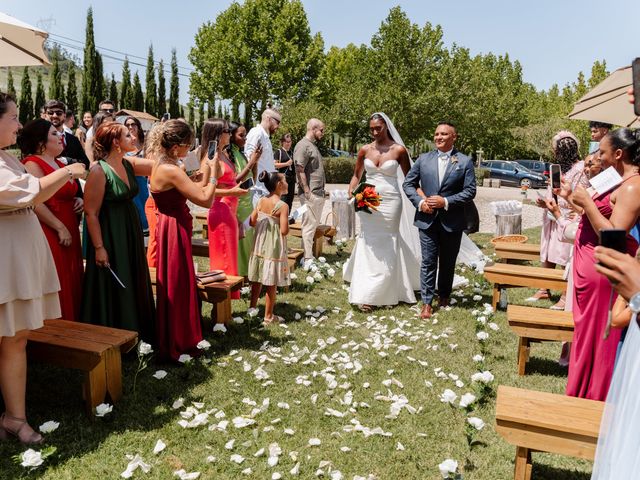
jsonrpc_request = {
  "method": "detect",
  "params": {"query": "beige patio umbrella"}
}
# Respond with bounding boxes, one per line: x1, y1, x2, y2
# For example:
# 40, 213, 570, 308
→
0, 11, 50, 67
568, 66, 639, 128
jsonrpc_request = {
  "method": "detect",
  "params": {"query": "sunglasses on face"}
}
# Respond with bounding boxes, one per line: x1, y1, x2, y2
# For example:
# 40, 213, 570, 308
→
47, 110, 64, 116
270, 116, 281, 125
125, 123, 137, 128
101, 108, 115, 114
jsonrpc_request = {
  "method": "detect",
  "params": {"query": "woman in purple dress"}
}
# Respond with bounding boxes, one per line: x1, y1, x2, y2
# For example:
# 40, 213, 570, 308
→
565, 128, 640, 400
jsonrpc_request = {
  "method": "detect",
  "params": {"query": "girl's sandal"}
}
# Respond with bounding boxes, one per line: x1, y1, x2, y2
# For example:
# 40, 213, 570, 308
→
263, 315, 284, 325
0, 413, 44, 445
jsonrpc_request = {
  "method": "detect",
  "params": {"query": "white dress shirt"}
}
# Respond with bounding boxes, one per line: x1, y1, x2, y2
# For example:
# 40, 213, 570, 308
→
419, 149, 452, 212
245, 124, 275, 203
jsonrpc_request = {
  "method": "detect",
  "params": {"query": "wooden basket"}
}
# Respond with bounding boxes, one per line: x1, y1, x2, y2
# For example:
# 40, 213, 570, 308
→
490, 234, 528, 245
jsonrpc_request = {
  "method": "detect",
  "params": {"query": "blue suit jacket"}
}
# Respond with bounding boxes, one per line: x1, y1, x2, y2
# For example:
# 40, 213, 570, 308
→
403, 149, 477, 232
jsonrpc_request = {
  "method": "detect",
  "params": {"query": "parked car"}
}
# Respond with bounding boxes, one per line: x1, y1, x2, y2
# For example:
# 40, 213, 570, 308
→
479, 160, 547, 188
327, 148, 352, 157
514, 159, 551, 178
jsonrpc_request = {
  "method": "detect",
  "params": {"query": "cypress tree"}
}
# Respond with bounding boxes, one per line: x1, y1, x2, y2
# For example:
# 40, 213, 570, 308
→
180, 105, 185, 120
95, 54, 106, 102
168, 49, 180, 119
207, 100, 215, 119
48, 48, 65, 103
109, 74, 118, 109
131, 72, 144, 111
7, 69, 16, 99
66, 67, 78, 114
186, 102, 194, 128
157, 60, 166, 116
80, 7, 98, 112
216, 101, 223, 119
34, 71, 46, 118
197, 101, 205, 137
120, 58, 131, 110
144, 45, 158, 116
231, 100, 240, 123
19, 67, 34, 124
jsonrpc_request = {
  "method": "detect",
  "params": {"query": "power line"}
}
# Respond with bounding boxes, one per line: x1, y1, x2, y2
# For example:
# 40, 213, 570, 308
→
48, 32, 195, 74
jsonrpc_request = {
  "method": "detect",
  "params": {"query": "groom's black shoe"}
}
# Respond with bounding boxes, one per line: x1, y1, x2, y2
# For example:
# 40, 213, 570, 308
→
439, 297, 450, 308
420, 304, 433, 319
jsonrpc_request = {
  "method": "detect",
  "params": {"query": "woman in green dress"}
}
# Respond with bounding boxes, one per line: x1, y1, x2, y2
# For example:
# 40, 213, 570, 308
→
81, 122, 156, 342
229, 122, 261, 277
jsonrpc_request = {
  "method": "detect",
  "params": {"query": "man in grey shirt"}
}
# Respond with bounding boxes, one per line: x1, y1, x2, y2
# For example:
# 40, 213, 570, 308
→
294, 118, 326, 267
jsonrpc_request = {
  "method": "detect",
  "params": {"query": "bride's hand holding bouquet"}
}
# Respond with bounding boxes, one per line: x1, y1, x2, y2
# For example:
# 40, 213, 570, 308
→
350, 182, 382, 214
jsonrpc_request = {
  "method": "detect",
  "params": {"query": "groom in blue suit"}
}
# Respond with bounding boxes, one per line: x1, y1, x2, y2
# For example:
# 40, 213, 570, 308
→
403, 122, 476, 319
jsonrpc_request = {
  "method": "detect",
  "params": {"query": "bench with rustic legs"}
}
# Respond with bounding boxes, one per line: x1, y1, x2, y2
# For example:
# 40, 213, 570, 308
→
288, 222, 336, 258
494, 242, 541, 262
495, 385, 603, 480
483, 263, 567, 310
27, 319, 137, 416
507, 305, 574, 375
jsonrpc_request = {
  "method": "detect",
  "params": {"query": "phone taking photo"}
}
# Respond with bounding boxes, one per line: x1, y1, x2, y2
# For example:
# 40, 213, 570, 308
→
550, 164, 561, 190
238, 177, 255, 190
600, 229, 627, 254
632, 57, 640, 117
207, 140, 218, 160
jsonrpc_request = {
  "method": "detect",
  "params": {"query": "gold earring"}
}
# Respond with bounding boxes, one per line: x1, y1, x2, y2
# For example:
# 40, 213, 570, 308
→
117, 145, 122, 154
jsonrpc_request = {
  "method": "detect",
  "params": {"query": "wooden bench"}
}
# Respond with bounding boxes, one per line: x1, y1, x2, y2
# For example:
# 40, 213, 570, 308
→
495, 385, 603, 480
148, 267, 244, 325
494, 242, 541, 262
483, 263, 567, 310
27, 319, 137, 416
288, 223, 336, 257
507, 305, 574, 375
194, 211, 208, 239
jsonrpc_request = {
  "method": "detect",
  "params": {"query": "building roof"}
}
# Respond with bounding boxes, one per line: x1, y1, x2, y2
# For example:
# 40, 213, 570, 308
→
115, 109, 159, 121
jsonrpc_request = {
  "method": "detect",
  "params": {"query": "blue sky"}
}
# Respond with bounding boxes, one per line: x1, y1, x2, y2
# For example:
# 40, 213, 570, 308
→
3, 0, 638, 104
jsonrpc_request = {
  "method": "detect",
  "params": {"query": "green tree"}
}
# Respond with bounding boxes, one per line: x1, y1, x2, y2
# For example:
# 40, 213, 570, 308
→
7, 69, 16, 99
95, 54, 106, 101
19, 67, 34, 124
197, 100, 205, 137
80, 7, 99, 112
145, 45, 158, 116
157, 60, 166, 115
186, 101, 195, 128
216, 101, 223, 119
589, 60, 608, 88
109, 74, 119, 108
66, 67, 78, 114
168, 49, 180, 119
190, 0, 324, 124
120, 58, 132, 110
48, 48, 65, 103
34, 71, 46, 118
131, 72, 144, 111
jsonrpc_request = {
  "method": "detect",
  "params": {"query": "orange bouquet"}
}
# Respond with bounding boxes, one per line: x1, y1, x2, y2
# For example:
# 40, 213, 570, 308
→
351, 182, 382, 214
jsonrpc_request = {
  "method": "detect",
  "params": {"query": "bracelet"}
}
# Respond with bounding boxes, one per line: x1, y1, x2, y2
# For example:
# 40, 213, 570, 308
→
210, 177, 218, 186
64, 167, 73, 180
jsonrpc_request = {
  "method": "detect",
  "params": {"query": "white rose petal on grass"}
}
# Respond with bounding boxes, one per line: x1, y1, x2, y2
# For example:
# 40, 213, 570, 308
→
172, 398, 185, 409
439, 389, 457, 404
277, 402, 290, 410
330, 471, 343, 480
38, 420, 59, 434
471, 371, 495, 384
472, 295, 482, 301
476, 331, 489, 341
178, 354, 193, 364
308, 437, 322, 446
340, 446, 351, 452
173, 469, 201, 480
272, 473, 282, 480
121, 454, 151, 478
438, 459, 458, 478
290, 462, 300, 475
459, 393, 477, 408
247, 307, 259, 318
396, 442, 405, 451
225, 439, 236, 450
306, 276, 315, 284
213, 323, 227, 333
153, 439, 167, 454
242, 468, 253, 475
196, 339, 211, 350
137, 341, 153, 355
467, 417, 485, 430
284, 428, 295, 435
232, 416, 256, 429
20, 449, 44, 468
233, 316, 245, 324
152, 370, 168, 380
488, 322, 500, 331
95, 403, 113, 417
230, 454, 245, 464
472, 354, 485, 363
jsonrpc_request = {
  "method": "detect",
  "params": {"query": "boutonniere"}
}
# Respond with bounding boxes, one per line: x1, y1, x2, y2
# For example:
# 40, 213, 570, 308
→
450, 155, 458, 164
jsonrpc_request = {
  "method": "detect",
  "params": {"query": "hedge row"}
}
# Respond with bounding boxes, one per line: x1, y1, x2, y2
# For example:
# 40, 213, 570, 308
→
323, 157, 356, 184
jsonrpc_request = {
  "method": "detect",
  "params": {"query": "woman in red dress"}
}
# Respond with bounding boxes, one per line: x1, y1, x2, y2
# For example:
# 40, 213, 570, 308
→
148, 120, 220, 361
202, 119, 250, 300
19, 119, 84, 321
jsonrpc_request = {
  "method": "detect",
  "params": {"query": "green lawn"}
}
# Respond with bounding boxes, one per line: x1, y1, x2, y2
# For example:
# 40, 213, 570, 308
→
0, 227, 592, 480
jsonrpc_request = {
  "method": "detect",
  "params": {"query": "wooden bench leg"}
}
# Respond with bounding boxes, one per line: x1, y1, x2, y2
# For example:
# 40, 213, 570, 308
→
517, 337, 530, 376
83, 358, 108, 416
514, 446, 532, 480
313, 237, 323, 258
215, 295, 232, 325
492, 285, 501, 310
105, 348, 123, 403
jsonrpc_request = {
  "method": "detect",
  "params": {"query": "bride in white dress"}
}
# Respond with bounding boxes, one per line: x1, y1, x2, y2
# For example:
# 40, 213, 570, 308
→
342, 113, 422, 309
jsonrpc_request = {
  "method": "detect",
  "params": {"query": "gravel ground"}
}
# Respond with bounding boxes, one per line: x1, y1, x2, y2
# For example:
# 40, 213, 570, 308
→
191, 184, 543, 237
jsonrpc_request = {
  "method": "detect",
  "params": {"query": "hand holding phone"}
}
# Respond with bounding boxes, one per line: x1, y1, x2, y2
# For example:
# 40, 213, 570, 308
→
600, 229, 627, 253
238, 177, 255, 190
207, 140, 218, 160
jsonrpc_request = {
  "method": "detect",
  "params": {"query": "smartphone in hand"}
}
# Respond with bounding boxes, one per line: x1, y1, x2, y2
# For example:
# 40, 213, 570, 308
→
600, 229, 627, 254
238, 177, 255, 190
207, 140, 218, 160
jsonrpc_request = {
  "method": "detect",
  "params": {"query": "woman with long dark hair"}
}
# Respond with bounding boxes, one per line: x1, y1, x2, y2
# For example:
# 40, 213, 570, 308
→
203, 119, 249, 302
124, 116, 150, 234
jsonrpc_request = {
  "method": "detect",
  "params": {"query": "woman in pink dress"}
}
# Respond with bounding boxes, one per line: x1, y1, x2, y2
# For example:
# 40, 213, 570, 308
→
203, 119, 250, 301
148, 120, 219, 361
565, 128, 640, 400
20, 120, 84, 321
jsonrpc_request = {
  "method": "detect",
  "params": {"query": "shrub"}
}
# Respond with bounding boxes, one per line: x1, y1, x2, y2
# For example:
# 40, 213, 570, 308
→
323, 156, 355, 184
475, 168, 489, 181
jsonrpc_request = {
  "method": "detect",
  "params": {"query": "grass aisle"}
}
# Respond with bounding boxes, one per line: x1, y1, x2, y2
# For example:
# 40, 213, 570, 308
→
0, 227, 592, 479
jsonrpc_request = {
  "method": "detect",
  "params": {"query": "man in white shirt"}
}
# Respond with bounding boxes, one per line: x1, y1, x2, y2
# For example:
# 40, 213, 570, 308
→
245, 108, 281, 203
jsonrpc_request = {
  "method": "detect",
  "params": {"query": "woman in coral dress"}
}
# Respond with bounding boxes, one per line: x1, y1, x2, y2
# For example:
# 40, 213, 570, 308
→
148, 120, 220, 361
19, 119, 84, 321
202, 119, 250, 299
565, 129, 640, 400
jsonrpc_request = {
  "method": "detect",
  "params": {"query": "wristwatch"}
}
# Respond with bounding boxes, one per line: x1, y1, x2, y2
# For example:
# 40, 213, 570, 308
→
629, 292, 640, 315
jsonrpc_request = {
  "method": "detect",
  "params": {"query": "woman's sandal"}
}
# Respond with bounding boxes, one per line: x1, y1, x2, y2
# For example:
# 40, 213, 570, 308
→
358, 304, 373, 313
525, 289, 550, 302
0, 413, 44, 445
263, 315, 284, 325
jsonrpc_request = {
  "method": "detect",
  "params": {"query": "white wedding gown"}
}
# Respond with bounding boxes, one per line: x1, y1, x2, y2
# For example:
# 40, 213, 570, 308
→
343, 159, 421, 305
